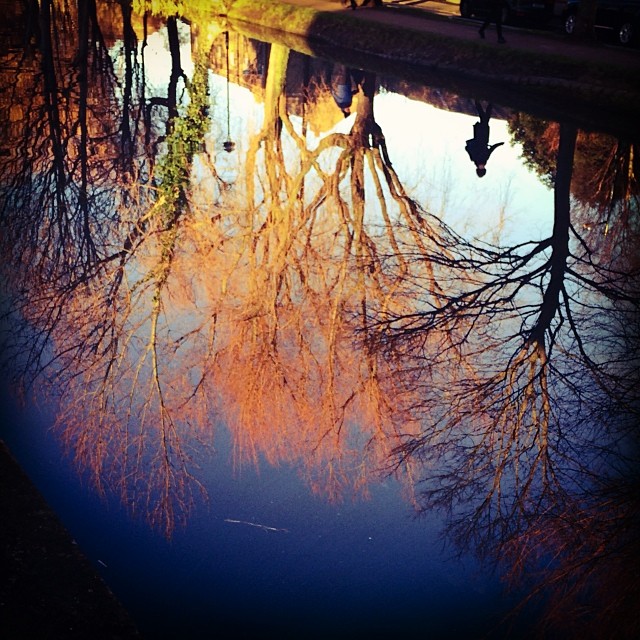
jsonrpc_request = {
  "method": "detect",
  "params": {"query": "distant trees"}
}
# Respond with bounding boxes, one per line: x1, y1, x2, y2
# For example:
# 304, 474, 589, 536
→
510, 113, 639, 261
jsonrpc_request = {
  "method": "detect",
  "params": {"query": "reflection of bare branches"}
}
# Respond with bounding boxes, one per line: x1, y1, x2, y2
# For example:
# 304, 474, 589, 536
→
1, 6, 215, 534
4, 29, 427, 532
529, 472, 640, 639
373, 121, 640, 634
236, 48, 438, 499
0, 0, 130, 383
57, 53, 212, 536
4, 31, 638, 636
575, 140, 639, 270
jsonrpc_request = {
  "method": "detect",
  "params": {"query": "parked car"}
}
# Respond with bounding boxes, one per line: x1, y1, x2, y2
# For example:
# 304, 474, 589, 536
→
562, 0, 640, 45
459, 0, 555, 25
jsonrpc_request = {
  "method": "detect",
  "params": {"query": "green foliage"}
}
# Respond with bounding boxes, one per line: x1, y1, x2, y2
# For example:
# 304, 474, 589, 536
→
571, 133, 618, 207
132, 0, 184, 17
157, 59, 210, 221
508, 113, 557, 188
132, 0, 230, 19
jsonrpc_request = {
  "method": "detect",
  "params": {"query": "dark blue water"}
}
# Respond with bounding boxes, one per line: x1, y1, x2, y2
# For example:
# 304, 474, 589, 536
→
1, 386, 520, 639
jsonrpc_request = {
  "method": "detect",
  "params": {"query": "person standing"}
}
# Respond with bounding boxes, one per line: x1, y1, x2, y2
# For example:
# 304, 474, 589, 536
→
479, 0, 507, 44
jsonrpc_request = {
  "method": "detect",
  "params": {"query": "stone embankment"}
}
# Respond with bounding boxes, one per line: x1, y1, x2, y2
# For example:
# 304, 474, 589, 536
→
224, 0, 640, 131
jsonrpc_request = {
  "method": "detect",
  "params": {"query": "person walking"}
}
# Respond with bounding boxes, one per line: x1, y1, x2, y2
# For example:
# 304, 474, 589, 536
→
330, 64, 364, 117
343, 0, 384, 8
465, 101, 504, 177
479, 0, 507, 44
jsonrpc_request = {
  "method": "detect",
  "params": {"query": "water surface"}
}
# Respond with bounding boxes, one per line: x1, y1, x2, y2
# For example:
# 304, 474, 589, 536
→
1, 4, 638, 638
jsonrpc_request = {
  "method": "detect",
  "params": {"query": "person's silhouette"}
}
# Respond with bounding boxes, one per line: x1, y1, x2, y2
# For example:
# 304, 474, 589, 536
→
479, 0, 507, 44
343, 0, 384, 8
330, 64, 364, 117
465, 101, 504, 177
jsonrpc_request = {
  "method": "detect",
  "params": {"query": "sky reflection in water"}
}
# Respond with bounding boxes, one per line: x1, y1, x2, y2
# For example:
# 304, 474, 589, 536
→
1, 5, 638, 639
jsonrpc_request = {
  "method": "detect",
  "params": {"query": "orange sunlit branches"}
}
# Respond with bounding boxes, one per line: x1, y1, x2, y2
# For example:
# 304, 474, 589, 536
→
0, 7, 437, 541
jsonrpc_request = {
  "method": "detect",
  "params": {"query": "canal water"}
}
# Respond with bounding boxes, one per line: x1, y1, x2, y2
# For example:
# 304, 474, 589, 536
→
1, 4, 637, 639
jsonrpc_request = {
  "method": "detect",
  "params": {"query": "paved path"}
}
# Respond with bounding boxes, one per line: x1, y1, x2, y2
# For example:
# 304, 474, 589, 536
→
283, 0, 640, 72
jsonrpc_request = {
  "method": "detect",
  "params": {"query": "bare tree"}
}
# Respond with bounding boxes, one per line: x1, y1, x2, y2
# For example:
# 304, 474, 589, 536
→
371, 121, 640, 635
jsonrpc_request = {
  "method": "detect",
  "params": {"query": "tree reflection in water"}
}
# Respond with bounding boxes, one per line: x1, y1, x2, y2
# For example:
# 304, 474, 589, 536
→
0, 2, 638, 636
374, 119, 639, 636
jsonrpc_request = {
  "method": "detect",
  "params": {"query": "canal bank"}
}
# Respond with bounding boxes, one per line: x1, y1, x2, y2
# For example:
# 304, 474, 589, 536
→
0, 440, 141, 639
223, 0, 640, 133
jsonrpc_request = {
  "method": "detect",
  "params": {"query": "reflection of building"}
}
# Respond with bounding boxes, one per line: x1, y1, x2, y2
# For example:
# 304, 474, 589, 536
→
208, 32, 269, 98
0, 1, 124, 179
285, 52, 353, 135
206, 35, 352, 137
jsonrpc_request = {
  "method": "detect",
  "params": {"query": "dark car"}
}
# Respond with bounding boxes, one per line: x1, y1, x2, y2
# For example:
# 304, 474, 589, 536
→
459, 0, 555, 25
563, 0, 640, 45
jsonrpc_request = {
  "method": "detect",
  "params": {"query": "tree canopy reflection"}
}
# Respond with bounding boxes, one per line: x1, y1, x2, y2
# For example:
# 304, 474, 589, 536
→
1, 3, 638, 636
